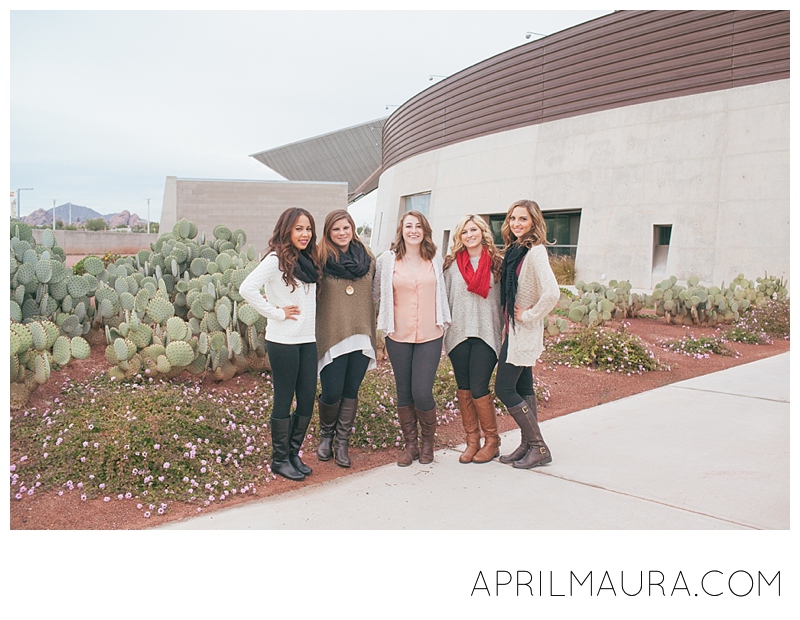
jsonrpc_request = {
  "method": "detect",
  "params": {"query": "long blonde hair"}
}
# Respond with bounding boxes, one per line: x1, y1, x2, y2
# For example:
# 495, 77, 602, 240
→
443, 214, 503, 280
390, 210, 437, 261
500, 199, 551, 248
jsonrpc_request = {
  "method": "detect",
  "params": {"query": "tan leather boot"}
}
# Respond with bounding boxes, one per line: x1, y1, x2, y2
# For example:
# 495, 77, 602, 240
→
457, 389, 481, 463
472, 394, 500, 463
396, 404, 419, 467
416, 407, 437, 464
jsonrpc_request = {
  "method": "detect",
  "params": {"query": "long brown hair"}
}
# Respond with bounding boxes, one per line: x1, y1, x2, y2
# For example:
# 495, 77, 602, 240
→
500, 199, 551, 249
443, 214, 502, 280
267, 207, 320, 290
318, 209, 371, 264
390, 210, 437, 261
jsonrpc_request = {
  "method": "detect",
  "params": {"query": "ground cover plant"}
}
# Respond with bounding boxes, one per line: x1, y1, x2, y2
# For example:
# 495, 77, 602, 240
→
657, 333, 734, 359
543, 323, 663, 374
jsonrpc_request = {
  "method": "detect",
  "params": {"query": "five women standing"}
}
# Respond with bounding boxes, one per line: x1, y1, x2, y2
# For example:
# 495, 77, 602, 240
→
315, 209, 378, 468
245, 199, 558, 479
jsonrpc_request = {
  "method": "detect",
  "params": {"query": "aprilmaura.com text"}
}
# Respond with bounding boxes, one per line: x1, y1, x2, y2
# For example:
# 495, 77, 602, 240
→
471, 570, 780, 597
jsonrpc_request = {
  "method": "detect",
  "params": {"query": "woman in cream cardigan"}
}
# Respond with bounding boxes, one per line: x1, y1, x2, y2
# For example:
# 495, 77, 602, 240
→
315, 209, 377, 468
373, 210, 451, 467
496, 199, 560, 469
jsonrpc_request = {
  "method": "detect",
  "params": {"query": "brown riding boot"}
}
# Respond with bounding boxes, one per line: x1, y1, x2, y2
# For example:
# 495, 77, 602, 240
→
471, 394, 500, 463
507, 399, 552, 469
417, 407, 437, 464
457, 389, 481, 463
396, 404, 419, 467
499, 393, 538, 464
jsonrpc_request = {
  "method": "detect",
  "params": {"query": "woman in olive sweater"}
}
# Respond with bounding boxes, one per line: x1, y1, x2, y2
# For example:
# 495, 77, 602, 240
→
315, 210, 377, 468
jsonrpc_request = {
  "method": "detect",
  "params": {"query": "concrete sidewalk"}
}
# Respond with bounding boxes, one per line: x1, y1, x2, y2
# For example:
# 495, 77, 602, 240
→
159, 352, 789, 530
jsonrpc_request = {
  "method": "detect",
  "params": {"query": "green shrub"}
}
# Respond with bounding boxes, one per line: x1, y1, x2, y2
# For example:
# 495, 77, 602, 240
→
543, 325, 662, 374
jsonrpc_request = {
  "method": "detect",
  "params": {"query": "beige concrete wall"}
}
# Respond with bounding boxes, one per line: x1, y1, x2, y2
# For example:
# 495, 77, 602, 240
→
372, 80, 789, 290
160, 177, 348, 257
31, 229, 159, 257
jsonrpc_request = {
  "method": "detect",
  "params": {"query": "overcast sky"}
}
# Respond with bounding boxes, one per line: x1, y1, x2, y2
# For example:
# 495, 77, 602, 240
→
9, 9, 611, 226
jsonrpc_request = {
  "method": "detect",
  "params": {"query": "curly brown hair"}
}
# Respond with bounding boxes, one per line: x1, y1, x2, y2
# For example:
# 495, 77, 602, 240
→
266, 207, 321, 291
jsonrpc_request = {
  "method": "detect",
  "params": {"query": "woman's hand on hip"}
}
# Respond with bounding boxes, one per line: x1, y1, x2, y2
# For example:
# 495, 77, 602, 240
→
281, 305, 301, 320
514, 304, 531, 323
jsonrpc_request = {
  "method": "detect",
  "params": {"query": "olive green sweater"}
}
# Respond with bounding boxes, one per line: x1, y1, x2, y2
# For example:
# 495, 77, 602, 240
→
315, 260, 378, 364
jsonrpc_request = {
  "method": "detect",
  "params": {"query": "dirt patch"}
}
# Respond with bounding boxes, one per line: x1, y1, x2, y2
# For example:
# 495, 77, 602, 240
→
10, 316, 788, 530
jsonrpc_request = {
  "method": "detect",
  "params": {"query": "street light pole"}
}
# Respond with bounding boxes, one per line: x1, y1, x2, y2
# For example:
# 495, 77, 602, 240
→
16, 188, 33, 219
52, 199, 56, 231
146, 198, 151, 233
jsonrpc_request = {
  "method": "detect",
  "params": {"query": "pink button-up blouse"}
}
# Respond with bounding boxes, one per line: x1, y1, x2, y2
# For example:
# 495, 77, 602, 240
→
390, 259, 444, 343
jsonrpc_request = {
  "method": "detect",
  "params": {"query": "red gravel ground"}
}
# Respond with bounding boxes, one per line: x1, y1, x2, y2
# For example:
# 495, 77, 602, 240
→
9, 316, 789, 530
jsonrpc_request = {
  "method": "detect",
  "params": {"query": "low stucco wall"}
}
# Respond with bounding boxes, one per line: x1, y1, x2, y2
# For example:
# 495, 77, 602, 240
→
31, 229, 159, 257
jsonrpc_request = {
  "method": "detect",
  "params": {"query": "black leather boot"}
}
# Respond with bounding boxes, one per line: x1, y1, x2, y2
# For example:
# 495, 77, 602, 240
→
288, 413, 313, 476
270, 417, 305, 481
316, 398, 340, 461
333, 397, 358, 468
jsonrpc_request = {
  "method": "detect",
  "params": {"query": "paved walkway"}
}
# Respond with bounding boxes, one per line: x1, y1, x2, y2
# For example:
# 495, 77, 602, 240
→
159, 352, 789, 530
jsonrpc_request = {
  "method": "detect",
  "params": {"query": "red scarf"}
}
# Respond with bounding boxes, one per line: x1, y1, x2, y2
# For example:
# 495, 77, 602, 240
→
456, 247, 492, 299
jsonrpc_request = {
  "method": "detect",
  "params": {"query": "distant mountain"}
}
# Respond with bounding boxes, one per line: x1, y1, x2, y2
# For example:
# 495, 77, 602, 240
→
20, 203, 144, 228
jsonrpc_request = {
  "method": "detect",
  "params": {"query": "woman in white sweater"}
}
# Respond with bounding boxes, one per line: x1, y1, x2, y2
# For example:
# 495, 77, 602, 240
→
239, 208, 321, 481
496, 200, 560, 469
442, 215, 504, 464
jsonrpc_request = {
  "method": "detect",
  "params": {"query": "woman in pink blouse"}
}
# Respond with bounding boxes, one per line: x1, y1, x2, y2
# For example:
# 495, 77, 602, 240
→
374, 211, 451, 466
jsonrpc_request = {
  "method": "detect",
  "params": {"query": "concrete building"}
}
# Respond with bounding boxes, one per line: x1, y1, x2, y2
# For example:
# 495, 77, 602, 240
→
160, 176, 347, 257
371, 10, 790, 289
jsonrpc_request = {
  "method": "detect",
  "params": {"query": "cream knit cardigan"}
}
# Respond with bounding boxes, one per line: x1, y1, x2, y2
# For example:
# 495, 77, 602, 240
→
506, 244, 560, 367
373, 250, 451, 338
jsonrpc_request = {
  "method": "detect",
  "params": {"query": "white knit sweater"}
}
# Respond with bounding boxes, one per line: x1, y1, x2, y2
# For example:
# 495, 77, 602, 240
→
373, 250, 451, 338
238, 253, 317, 345
506, 244, 560, 367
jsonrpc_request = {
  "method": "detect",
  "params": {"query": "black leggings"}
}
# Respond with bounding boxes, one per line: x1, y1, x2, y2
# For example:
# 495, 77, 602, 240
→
266, 341, 318, 420
494, 337, 534, 408
447, 337, 498, 399
319, 350, 371, 405
385, 336, 443, 411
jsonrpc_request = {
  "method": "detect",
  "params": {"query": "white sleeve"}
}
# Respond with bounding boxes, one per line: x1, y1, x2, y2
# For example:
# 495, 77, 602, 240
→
238, 254, 287, 321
